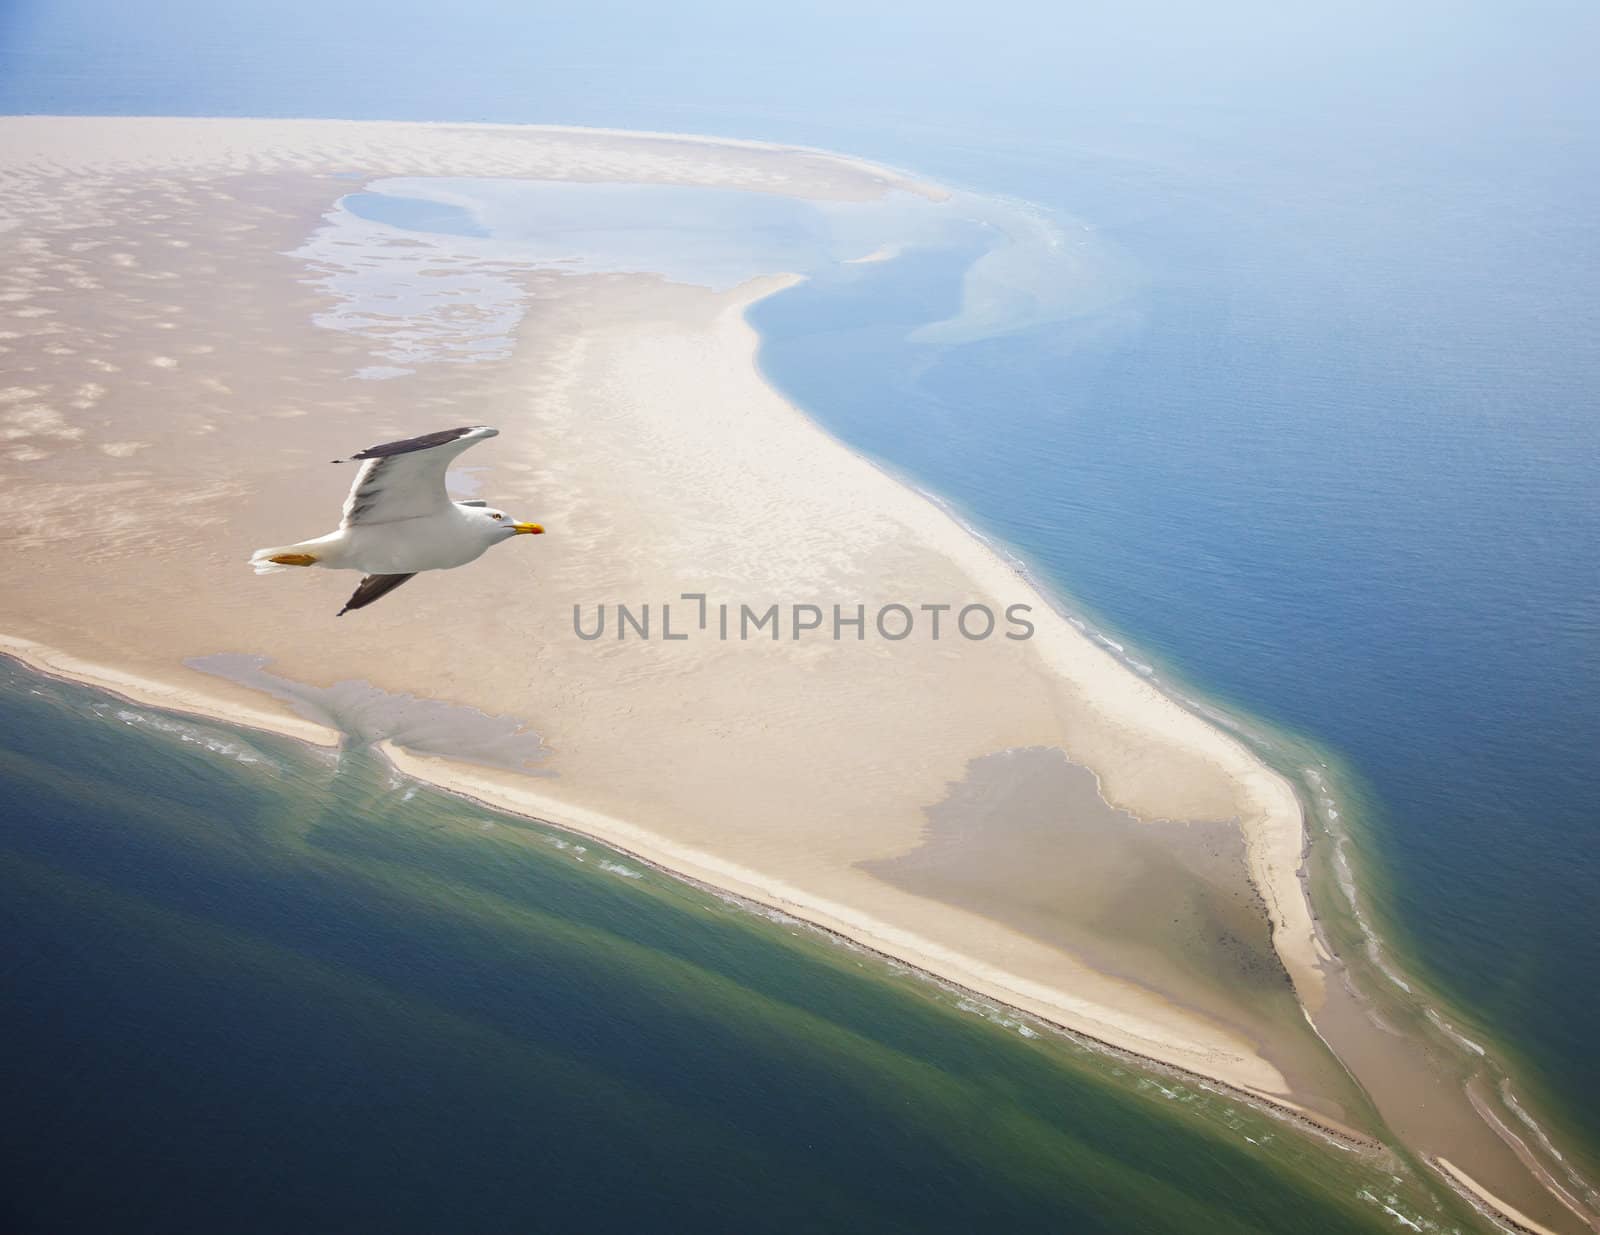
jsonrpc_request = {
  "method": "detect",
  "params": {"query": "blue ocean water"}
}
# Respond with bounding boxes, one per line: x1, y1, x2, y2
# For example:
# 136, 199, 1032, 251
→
745, 159, 1600, 1148
0, 662, 1454, 1234
2, 0, 1597, 1199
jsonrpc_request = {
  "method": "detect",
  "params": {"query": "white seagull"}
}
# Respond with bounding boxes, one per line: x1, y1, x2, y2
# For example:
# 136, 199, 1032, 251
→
249, 425, 544, 615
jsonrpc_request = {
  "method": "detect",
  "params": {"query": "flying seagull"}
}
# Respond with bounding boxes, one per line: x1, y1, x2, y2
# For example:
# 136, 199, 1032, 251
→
249, 425, 544, 615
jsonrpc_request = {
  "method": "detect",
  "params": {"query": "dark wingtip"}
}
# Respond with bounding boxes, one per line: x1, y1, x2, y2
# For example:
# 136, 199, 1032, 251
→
348, 426, 482, 460
338, 572, 416, 615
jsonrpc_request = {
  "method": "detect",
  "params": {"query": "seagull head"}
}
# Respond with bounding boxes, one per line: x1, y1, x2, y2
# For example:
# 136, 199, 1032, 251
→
478, 507, 544, 542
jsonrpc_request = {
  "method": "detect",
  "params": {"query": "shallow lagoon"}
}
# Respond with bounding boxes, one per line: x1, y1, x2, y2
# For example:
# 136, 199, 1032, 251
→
301, 175, 1130, 376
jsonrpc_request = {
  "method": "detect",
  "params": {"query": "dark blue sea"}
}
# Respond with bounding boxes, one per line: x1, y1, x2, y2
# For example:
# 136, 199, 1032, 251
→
2, 0, 1597, 1226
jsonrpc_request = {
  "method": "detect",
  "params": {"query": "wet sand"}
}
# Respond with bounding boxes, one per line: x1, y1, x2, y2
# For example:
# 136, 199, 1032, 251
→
860, 746, 1344, 1107
0, 116, 1589, 1233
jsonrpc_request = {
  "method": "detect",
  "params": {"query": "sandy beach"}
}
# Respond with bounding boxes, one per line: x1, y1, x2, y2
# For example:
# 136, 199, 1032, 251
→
1, 116, 1590, 1233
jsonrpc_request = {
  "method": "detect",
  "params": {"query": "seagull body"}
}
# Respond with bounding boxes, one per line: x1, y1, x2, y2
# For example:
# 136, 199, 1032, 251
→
249, 425, 543, 614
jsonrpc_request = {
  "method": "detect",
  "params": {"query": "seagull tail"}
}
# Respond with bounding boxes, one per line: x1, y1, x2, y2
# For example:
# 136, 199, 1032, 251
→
249, 541, 322, 574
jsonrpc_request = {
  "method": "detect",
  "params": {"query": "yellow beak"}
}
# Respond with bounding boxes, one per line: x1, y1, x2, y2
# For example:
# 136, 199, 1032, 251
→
512, 522, 545, 535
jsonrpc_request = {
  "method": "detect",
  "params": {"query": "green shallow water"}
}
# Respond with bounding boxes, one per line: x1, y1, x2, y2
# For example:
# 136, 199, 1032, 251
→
0, 658, 1478, 1233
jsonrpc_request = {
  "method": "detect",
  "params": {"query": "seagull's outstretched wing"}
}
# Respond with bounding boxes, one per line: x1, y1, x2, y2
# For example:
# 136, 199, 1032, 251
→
336, 425, 498, 528
338, 573, 417, 616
